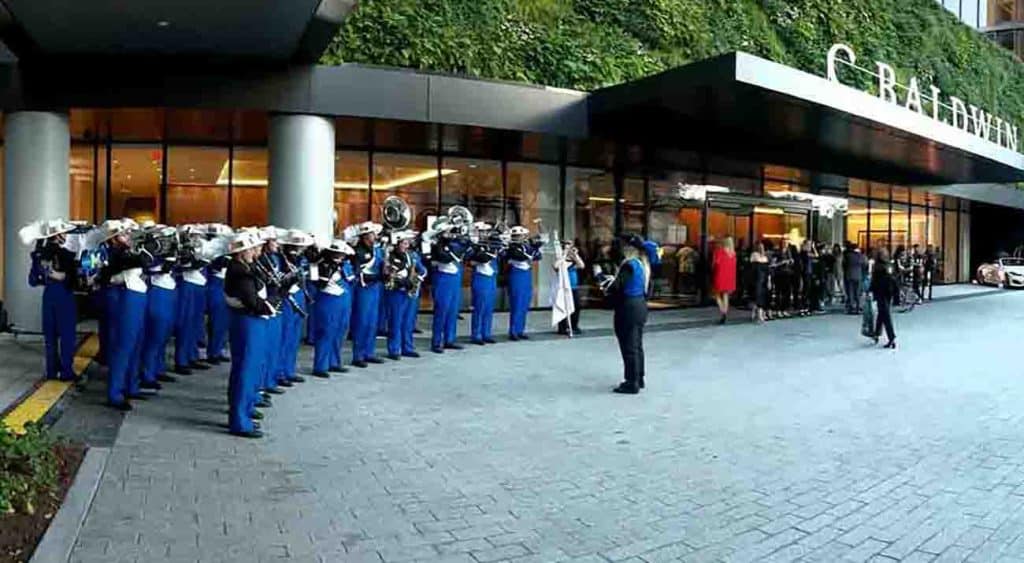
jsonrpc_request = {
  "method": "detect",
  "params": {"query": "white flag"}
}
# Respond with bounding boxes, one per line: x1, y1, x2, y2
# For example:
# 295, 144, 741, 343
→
550, 233, 575, 335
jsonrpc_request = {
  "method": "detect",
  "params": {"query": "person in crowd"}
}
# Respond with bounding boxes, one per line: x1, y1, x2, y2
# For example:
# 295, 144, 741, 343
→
99, 219, 150, 411
383, 231, 419, 360
711, 236, 737, 324
205, 224, 232, 364
28, 220, 79, 382
431, 223, 466, 353
798, 240, 817, 314
750, 241, 770, 324
224, 230, 274, 439
870, 247, 898, 350
401, 242, 428, 356
505, 225, 542, 341
139, 226, 179, 391
892, 245, 909, 306
276, 229, 314, 385
843, 242, 866, 314
772, 242, 796, 317
605, 234, 651, 395
911, 244, 926, 305
676, 244, 698, 298
311, 239, 355, 377
556, 239, 585, 335
826, 243, 843, 306
255, 227, 286, 395
351, 222, 386, 367
924, 244, 938, 300
469, 223, 500, 345
173, 227, 210, 375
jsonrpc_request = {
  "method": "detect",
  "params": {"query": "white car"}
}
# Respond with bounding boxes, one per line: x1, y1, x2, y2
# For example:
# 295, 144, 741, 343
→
977, 257, 1024, 288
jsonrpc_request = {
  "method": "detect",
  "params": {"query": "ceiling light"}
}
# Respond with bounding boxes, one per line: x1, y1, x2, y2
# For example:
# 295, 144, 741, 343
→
157, 20, 170, 27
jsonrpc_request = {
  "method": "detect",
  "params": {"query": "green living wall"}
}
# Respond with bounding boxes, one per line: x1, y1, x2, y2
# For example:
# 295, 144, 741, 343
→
324, 0, 1024, 129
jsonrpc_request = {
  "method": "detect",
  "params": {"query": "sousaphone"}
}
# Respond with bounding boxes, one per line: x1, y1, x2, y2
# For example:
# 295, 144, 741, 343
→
381, 196, 412, 231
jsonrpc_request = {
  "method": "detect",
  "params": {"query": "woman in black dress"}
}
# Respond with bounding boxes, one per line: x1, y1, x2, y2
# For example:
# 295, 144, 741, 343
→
870, 248, 898, 349
750, 241, 769, 323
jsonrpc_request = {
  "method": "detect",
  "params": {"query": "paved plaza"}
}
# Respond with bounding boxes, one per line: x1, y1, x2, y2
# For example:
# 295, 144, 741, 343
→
50, 289, 1024, 563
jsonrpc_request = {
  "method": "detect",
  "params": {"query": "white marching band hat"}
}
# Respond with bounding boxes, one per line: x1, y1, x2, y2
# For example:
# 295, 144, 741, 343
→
206, 223, 234, 237
509, 225, 529, 237
391, 230, 417, 243
281, 229, 315, 247
326, 239, 355, 255
228, 230, 263, 254
472, 221, 493, 232
356, 221, 383, 236
17, 219, 76, 246
98, 219, 131, 242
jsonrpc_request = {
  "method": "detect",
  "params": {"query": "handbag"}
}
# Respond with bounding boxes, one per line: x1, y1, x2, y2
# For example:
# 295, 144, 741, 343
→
860, 296, 875, 339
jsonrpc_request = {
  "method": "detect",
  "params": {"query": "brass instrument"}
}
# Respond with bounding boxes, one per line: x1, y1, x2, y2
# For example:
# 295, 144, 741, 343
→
253, 254, 307, 318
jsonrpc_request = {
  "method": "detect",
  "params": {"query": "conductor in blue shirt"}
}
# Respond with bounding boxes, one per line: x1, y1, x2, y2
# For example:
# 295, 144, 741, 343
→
601, 234, 653, 395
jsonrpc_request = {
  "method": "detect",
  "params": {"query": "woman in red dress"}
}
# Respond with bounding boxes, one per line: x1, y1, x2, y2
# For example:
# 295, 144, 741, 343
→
711, 237, 737, 324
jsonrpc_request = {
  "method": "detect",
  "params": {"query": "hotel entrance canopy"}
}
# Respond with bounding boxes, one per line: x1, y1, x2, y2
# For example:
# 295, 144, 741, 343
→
589, 52, 1024, 186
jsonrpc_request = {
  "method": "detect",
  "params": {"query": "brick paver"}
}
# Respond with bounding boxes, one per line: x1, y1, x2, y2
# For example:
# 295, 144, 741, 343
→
63, 290, 1024, 562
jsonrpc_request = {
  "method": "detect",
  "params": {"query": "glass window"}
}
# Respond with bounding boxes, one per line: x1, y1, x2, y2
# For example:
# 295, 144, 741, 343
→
870, 183, 891, 202
166, 146, 229, 225
110, 109, 164, 141
943, 208, 958, 283
371, 153, 439, 232
70, 109, 107, 141
648, 176, 702, 305
960, 210, 971, 282
754, 209, 807, 249
848, 179, 868, 198
508, 163, 562, 308
891, 185, 910, 204
377, 120, 437, 153
166, 109, 232, 142
441, 158, 502, 223
574, 171, 615, 264
109, 144, 162, 223
869, 199, 890, 252
891, 203, 909, 252
234, 111, 268, 145
337, 117, 370, 147
335, 151, 371, 233
623, 178, 645, 235
910, 188, 928, 206
847, 198, 868, 249
230, 147, 268, 227
70, 144, 96, 222
909, 206, 927, 251
963, 0, 979, 26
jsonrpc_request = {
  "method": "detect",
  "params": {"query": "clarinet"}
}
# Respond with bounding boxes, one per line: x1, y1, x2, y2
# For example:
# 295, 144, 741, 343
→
283, 252, 314, 307
253, 256, 307, 318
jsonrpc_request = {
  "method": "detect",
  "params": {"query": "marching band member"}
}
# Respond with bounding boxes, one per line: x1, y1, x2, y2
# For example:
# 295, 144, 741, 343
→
430, 224, 465, 354
173, 226, 210, 375
401, 243, 428, 358
468, 223, 500, 345
311, 239, 355, 377
140, 226, 179, 390
383, 230, 418, 360
277, 229, 314, 385
205, 224, 233, 364
27, 220, 79, 381
555, 240, 585, 335
257, 227, 287, 394
505, 225, 542, 341
224, 230, 275, 438
99, 219, 150, 410
604, 234, 652, 395
351, 222, 386, 367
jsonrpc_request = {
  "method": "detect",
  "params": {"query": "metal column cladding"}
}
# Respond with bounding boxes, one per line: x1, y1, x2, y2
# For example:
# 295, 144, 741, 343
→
268, 114, 336, 241
2, 111, 71, 332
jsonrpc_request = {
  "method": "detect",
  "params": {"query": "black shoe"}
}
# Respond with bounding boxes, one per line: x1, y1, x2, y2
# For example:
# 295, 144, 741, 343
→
718, 315, 727, 325
352, 361, 368, 368
431, 347, 445, 354
230, 429, 264, 439
190, 361, 211, 371
413, 328, 424, 334
572, 328, 583, 335
402, 351, 421, 358
289, 375, 306, 383
109, 401, 133, 412
157, 374, 177, 383
483, 338, 497, 344
471, 339, 485, 346
140, 381, 162, 391
366, 357, 385, 364
312, 371, 331, 379
173, 365, 193, 376
508, 335, 520, 342
387, 354, 401, 361
639, 379, 645, 389
251, 411, 264, 420
612, 383, 639, 395
206, 357, 223, 365
328, 365, 346, 373
255, 399, 272, 409
278, 380, 294, 388
127, 393, 149, 401
265, 387, 285, 395
884, 340, 897, 350
518, 334, 530, 340
445, 343, 464, 350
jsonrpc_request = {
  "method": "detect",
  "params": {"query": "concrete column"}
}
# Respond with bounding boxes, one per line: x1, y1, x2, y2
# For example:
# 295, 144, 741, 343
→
3, 111, 70, 333
268, 114, 335, 240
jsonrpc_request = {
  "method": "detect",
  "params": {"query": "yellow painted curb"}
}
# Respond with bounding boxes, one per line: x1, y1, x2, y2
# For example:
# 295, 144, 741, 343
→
2, 333, 98, 434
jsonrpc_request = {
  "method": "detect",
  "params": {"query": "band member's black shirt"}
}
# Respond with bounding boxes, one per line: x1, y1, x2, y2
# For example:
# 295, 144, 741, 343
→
225, 259, 274, 316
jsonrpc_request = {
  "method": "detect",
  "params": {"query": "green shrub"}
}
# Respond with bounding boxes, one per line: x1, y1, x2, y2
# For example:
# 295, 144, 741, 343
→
324, 0, 1024, 132
0, 423, 59, 515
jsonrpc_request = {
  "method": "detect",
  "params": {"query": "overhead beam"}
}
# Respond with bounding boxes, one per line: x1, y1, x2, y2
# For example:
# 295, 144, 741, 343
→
293, 0, 358, 63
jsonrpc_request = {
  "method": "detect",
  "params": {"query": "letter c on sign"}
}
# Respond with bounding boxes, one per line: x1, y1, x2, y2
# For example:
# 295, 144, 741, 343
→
827, 44, 856, 83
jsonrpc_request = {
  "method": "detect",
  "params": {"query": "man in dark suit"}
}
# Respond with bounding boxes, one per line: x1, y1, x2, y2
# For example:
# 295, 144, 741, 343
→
843, 242, 866, 314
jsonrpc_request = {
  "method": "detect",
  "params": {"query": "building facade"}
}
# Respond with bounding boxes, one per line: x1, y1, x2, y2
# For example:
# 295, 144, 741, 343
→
0, 2, 1022, 331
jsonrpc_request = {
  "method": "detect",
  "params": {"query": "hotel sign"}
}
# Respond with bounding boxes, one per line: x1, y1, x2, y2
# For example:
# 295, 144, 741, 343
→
826, 43, 1019, 153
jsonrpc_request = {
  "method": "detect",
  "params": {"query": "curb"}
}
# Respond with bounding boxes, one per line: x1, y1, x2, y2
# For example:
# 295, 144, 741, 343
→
29, 447, 110, 563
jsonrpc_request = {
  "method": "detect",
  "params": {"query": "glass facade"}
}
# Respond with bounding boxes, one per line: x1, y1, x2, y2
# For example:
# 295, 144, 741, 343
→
29, 108, 974, 311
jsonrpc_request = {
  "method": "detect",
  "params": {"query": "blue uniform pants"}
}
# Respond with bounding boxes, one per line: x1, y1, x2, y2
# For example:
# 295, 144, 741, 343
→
385, 290, 412, 357
508, 269, 533, 337
471, 274, 497, 342
100, 286, 121, 367
378, 292, 389, 336
278, 291, 305, 380
42, 284, 77, 380
431, 272, 460, 349
174, 282, 204, 368
352, 283, 382, 362
312, 292, 344, 372
108, 288, 146, 405
206, 277, 229, 360
228, 312, 261, 433
304, 283, 319, 345
446, 270, 463, 344
262, 313, 283, 390
141, 286, 176, 384
402, 293, 421, 354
